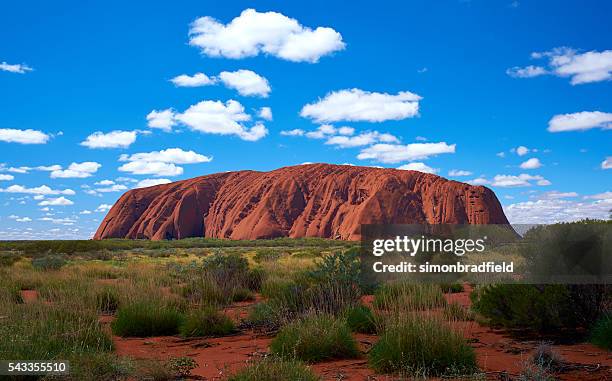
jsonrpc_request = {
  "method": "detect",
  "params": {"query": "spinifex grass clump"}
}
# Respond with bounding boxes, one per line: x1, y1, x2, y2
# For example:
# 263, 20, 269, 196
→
95, 286, 121, 314
590, 314, 612, 350
369, 315, 477, 377
112, 301, 184, 337
270, 314, 360, 363
227, 357, 320, 381
345, 305, 377, 334
179, 307, 235, 337
374, 282, 446, 311
443, 301, 474, 321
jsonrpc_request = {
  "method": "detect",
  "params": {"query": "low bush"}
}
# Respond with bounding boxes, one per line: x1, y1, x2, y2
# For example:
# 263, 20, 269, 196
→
167, 356, 197, 378
369, 316, 477, 376
253, 248, 282, 263
111, 302, 183, 337
443, 302, 474, 321
31, 255, 67, 270
0, 252, 20, 267
590, 315, 612, 350
67, 353, 133, 381
227, 357, 319, 381
345, 305, 377, 334
374, 282, 446, 311
232, 287, 255, 302
95, 287, 121, 314
245, 302, 286, 332
270, 314, 360, 363
179, 307, 235, 337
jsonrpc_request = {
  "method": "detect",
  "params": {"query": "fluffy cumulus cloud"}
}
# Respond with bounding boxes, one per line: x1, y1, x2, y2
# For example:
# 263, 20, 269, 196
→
118, 148, 212, 177
280, 129, 304, 136
80, 130, 138, 148
357, 142, 455, 164
397, 162, 438, 174
218, 70, 271, 97
0, 184, 75, 195
300, 89, 422, 123
514, 146, 530, 156
509, 47, 612, 85
146, 109, 176, 131
188, 9, 345, 63
38, 196, 74, 206
0, 128, 49, 144
0, 62, 33, 74
258, 107, 273, 121
135, 178, 172, 188
325, 131, 399, 148
0, 174, 14, 181
519, 157, 542, 169
95, 204, 112, 213
50, 162, 101, 179
170, 72, 215, 87
491, 173, 551, 187
448, 169, 472, 177
504, 193, 612, 224
547, 111, 612, 132
602, 157, 612, 170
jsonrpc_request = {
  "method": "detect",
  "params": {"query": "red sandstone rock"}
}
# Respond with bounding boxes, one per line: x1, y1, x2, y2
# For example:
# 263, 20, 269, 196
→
93, 164, 509, 241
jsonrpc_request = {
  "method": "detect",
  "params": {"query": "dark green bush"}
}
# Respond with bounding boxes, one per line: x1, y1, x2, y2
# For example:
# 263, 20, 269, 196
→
31, 255, 66, 270
95, 287, 121, 313
369, 317, 477, 376
345, 305, 377, 334
111, 302, 183, 337
245, 302, 286, 332
228, 358, 319, 381
590, 315, 612, 350
232, 287, 255, 302
179, 307, 235, 337
253, 248, 282, 263
270, 314, 360, 363
0, 252, 20, 267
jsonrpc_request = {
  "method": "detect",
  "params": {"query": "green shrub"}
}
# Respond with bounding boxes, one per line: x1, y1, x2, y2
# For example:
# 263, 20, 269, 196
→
369, 316, 477, 376
443, 302, 474, 321
228, 358, 319, 381
232, 287, 255, 302
112, 302, 183, 337
345, 305, 377, 334
245, 302, 286, 332
253, 248, 282, 263
374, 282, 446, 311
270, 314, 360, 363
167, 356, 197, 378
590, 315, 612, 350
0, 252, 20, 267
179, 307, 235, 337
95, 287, 121, 313
68, 353, 133, 381
31, 255, 67, 270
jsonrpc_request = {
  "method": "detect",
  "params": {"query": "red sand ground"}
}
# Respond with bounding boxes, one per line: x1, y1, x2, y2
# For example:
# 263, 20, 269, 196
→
106, 288, 611, 381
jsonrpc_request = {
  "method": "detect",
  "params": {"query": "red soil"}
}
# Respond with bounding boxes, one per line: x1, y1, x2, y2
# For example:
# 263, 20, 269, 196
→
94, 163, 509, 241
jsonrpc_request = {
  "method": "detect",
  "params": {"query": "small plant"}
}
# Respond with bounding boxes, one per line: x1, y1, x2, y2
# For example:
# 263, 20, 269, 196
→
245, 302, 286, 332
31, 255, 66, 270
443, 302, 474, 321
374, 282, 446, 311
179, 307, 235, 337
440, 283, 464, 293
0, 252, 20, 267
167, 356, 197, 378
232, 287, 255, 302
253, 248, 282, 263
531, 343, 564, 371
112, 302, 184, 337
270, 314, 360, 363
590, 314, 612, 350
345, 305, 377, 334
228, 357, 319, 381
516, 362, 555, 381
369, 316, 477, 376
95, 287, 121, 314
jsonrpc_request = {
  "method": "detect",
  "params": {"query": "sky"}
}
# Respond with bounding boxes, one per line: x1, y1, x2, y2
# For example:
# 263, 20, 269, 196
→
0, 0, 610, 239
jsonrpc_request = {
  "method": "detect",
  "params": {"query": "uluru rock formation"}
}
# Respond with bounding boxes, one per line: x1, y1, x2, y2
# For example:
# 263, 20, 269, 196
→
94, 163, 509, 241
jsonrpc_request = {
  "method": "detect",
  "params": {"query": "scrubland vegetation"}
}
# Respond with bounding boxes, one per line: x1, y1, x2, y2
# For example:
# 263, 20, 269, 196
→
0, 223, 610, 380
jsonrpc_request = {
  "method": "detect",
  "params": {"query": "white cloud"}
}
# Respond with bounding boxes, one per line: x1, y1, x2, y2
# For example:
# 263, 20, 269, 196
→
585, 191, 612, 200
468, 177, 490, 186
81, 130, 137, 148
119, 148, 212, 164
50, 162, 101, 179
218, 69, 271, 97
38, 196, 74, 206
506, 65, 547, 78
300, 88, 422, 123
39, 217, 76, 225
448, 169, 472, 177
504, 196, 612, 224
0, 62, 33, 74
511, 48, 612, 85
173, 99, 268, 141
170, 72, 216, 87
0, 174, 14, 181
80, 210, 92, 215
94, 180, 115, 186
515, 146, 529, 156
0, 128, 49, 144
548, 111, 612, 132
95, 184, 128, 193
491, 173, 551, 187
496, 152, 506, 158
325, 131, 399, 148
118, 161, 183, 177
258, 107, 273, 121
146, 109, 176, 132
135, 178, 172, 188
16, 217, 32, 222
519, 157, 542, 169
602, 157, 612, 170
95, 204, 112, 213
397, 162, 438, 174
189, 9, 345, 63
357, 142, 456, 164
338, 127, 354, 136
280, 129, 304, 136
0, 184, 75, 195
543, 191, 579, 199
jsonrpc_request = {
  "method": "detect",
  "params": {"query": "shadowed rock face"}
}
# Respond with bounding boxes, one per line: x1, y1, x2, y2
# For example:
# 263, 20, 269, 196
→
93, 164, 509, 241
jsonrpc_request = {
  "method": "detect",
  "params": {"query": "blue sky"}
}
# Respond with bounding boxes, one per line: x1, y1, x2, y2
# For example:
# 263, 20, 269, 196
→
0, 0, 610, 239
